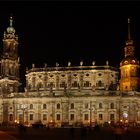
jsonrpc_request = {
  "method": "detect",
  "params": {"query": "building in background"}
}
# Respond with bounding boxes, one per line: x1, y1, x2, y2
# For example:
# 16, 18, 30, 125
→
0, 17, 139, 127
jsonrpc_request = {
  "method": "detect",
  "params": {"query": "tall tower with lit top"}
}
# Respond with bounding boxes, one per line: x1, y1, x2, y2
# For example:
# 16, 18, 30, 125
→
120, 18, 140, 92
0, 16, 20, 96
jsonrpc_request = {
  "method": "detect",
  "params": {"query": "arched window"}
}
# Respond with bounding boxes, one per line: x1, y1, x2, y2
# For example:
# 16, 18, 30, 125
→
9, 114, 13, 121
71, 103, 74, 109
60, 82, 65, 88
99, 103, 103, 109
110, 114, 114, 120
96, 81, 103, 87
32, 77, 36, 88
72, 81, 78, 87
43, 104, 47, 109
9, 66, 12, 75
99, 114, 103, 120
30, 104, 33, 109
48, 82, 54, 88
43, 114, 47, 120
110, 103, 114, 109
57, 103, 60, 109
56, 114, 61, 121
84, 81, 91, 87
38, 82, 43, 89
85, 103, 89, 109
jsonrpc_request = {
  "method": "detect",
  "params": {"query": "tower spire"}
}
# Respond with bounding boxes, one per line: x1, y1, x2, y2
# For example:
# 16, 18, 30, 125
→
6, 15, 15, 34
128, 17, 131, 40
9, 16, 13, 27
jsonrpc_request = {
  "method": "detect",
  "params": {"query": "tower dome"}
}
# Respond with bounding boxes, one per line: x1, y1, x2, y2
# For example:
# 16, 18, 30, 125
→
6, 16, 15, 34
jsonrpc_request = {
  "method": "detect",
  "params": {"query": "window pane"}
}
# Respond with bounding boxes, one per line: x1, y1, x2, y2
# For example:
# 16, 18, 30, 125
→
110, 103, 114, 109
30, 114, 33, 120
71, 103, 74, 109
99, 114, 103, 120
84, 114, 88, 120
57, 104, 60, 109
110, 114, 114, 120
85, 103, 88, 109
30, 104, 33, 109
56, 114, 60, 121
9, 114, 13, 121
19, 114, 23, 122
43, 104, 47, 109
99, 103, 102, 109
43, 114, 47, 120
70, 114, 74, 121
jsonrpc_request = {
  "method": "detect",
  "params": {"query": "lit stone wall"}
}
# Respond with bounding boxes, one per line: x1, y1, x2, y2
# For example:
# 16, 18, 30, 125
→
26, 66, 118, 93
120, 64, 140, 91
0, 93, 140, 126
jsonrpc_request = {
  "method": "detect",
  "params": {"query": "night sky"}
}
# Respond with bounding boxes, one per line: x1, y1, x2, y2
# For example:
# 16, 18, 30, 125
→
0, 1, 140, 89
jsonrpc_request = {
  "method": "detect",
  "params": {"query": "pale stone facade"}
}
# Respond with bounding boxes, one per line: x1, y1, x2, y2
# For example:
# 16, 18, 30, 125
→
0, 17, 140, 127
26, 65, 118, 92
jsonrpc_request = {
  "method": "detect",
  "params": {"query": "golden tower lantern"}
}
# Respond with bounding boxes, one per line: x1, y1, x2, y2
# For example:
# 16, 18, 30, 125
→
120, 18, 140, 92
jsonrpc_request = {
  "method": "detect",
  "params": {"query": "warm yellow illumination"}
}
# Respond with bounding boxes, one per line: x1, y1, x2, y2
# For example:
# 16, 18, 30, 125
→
125, 120, 128, 123
14, 120, 19, 124
124, 61, 128, 64
27, 123, 31, 127
132, 60, 135, 63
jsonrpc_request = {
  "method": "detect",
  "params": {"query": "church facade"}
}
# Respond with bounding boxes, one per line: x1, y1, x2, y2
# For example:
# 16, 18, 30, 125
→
0, 17, 140, 127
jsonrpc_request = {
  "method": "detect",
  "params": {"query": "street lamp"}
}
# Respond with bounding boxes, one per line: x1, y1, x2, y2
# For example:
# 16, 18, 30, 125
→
20, 104, 27, 125
89, 101, 93, 127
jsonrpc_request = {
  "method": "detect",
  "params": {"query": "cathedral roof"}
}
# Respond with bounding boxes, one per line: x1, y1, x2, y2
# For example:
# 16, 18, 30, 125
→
26, 65, 118, 74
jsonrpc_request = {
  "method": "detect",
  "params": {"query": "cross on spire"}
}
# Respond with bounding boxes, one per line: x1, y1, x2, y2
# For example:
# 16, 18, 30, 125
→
128, 17, 131, 40
10, 16, 13, 27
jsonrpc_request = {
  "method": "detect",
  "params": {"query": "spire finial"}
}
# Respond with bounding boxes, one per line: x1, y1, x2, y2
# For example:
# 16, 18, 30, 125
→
128, 17, 131, 40
10, 15, 13, 27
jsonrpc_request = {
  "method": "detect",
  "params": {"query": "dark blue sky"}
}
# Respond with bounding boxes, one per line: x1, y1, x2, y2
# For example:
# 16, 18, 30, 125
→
0, 1, 140, 88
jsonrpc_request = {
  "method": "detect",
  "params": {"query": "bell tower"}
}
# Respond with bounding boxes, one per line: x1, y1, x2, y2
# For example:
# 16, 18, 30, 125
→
120, 18, 140, 92
0, 16, 20, 96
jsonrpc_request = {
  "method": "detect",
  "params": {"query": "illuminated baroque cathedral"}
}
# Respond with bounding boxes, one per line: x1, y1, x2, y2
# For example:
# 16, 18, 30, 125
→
0, 17, 140, 127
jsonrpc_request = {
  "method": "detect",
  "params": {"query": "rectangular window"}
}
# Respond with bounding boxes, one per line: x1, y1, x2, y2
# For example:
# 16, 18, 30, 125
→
9, 114, 13, 121
96, 81, 104, 87
84, 81, 91, 87
30, 104, 33, 109
38, 104, 41, 110
43, 114, 47, 120
110, 114, 114, 120
70, 103, 74, 109
85, 103, 88, 109
138, 112, 140, 121
60, 82, 65, 88
43, 104, 47, 109
70, 114, 74, 121
56, 114, 60, 121
19, 114, 23, 122
0, 115, 2, 121
30, 114, 33, 120
48, 82, 55, 88
72, 81, 78, 87
99, 114, 103, 120
84, 114, 89, 120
